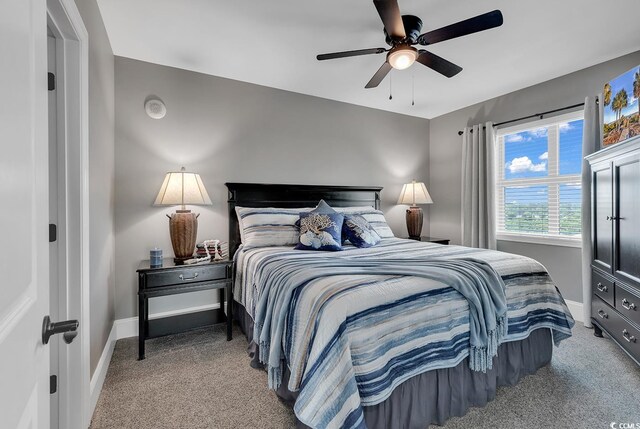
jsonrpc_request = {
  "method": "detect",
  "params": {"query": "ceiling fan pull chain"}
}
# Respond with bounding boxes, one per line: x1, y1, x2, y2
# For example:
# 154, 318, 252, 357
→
411, 73, 415, 106
389, 73, 393, 100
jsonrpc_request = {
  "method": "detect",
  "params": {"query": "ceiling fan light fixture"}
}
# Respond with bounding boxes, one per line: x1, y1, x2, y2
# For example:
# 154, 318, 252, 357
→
387, 45, 418, 70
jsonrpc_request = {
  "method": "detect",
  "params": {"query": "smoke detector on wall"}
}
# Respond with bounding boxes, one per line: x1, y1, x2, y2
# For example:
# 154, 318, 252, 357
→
144, 96, 166, 119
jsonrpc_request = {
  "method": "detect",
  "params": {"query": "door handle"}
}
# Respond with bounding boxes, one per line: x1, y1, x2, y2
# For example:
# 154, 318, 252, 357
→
42, 315, 79, 345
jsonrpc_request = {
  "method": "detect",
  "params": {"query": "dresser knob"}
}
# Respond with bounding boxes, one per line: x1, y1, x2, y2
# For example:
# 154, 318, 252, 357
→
596, 283, 608, 293
597, 309, 608, 319
622, 329, 637, 343
621, 298, 637, 311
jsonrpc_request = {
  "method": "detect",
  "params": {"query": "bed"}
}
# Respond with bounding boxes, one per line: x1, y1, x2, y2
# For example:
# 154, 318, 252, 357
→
226, 183, 575, 429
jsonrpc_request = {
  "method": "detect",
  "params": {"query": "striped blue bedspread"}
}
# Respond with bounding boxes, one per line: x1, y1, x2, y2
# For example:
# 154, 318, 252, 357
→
234, 239, 575, 429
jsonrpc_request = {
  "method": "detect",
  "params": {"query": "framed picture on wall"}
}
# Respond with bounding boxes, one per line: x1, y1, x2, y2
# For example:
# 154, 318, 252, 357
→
602, 65, 640, 147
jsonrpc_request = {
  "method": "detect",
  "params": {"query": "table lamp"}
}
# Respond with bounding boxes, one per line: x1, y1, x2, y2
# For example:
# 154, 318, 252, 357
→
398, 180, 433, 239
154, 167, 212, 262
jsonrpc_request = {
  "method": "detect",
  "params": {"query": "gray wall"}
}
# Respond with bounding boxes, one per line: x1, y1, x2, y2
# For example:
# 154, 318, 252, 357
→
429, 50, 640, 303
75, 0, 116, 376
114, 57, 430, 319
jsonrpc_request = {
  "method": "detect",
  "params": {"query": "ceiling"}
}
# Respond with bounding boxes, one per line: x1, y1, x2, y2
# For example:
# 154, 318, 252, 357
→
97, 0, 640, 119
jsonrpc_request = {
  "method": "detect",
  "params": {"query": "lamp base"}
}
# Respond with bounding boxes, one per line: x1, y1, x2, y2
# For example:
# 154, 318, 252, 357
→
406, 206, 423, 239
168, 210, 198, 262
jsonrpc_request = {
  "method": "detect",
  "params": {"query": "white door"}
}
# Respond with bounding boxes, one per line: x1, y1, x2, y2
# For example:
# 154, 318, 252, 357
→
0, 0, 51, 427
48, 30, 61, 429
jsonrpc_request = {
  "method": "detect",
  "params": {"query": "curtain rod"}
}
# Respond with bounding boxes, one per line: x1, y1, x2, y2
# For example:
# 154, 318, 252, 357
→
456, 99, 598, 136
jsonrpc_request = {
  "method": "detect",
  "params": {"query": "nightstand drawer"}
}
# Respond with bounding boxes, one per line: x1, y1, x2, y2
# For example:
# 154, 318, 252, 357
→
616, 283, 640, 326
145, 264, 228, 288
592, 270, 614, 306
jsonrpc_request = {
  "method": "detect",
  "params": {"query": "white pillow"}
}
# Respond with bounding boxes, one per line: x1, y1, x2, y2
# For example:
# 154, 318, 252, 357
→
335, 206, 395, 239
235, 206, 312, 248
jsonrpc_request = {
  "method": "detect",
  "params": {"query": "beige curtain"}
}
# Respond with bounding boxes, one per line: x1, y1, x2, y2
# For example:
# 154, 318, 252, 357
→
461, 122, 496, 249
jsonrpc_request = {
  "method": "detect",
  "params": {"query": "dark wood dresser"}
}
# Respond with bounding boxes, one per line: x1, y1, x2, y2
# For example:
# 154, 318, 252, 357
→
586, 137, 640, 365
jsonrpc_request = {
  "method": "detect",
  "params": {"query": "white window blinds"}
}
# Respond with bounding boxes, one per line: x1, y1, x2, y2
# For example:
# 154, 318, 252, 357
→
496, 112, 584, 246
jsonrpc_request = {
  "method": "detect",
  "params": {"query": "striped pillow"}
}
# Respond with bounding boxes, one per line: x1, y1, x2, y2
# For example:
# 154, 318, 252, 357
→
236, 206, 312, 248
335, 207, 395, 238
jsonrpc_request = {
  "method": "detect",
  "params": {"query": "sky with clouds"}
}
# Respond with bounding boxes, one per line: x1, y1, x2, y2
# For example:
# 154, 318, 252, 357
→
503, 119, 583, 204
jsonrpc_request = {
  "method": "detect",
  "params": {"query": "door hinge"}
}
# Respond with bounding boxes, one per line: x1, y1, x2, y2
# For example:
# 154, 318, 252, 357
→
50, 375, 57, 394
48, 72, 55, 91
49, 224, 57, 243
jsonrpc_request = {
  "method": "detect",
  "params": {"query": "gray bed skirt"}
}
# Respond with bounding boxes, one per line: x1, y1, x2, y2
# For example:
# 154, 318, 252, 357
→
234, 302, 552, 429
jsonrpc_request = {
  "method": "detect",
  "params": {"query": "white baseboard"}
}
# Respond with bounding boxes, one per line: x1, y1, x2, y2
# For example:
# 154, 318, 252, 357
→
564, 299, 583, 323
114, 302, 223, 340
89, 322, 116, 417
113, 316, 138, 340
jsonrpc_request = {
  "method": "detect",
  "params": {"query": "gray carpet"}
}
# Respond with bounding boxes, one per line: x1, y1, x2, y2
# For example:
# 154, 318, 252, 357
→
90, 324, 640, 429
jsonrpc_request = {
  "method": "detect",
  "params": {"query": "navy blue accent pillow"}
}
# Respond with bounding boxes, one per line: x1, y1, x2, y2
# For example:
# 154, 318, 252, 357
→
314, 199, 337, 214
295, 200, 338, 228
342, 214, 381, 248
295, 211, 344, 251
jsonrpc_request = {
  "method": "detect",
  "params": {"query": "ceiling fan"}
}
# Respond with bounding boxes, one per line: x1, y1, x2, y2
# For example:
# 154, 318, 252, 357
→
317, 1, 503, 88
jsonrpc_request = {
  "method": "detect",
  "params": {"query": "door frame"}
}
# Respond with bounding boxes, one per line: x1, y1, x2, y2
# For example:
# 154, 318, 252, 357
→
46, 0, 90, 428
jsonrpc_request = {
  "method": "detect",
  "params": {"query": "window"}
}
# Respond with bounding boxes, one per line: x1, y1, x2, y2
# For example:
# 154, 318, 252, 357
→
496, 112, 583, 246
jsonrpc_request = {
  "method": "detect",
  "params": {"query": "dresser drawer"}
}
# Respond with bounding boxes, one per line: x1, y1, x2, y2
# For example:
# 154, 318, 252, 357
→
592, 270, 614, 306
592, 295, 615, 325
145, 264, 228, 288
592, 295, 640, 363
616, 283, 640, 326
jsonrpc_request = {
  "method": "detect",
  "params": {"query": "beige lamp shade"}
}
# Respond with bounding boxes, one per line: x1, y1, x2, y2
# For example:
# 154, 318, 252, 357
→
154, 167, 212, 209
397, 180, 433, 206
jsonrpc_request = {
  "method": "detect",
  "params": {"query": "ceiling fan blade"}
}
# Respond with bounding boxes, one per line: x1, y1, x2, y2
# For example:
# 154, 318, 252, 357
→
365, 62, 393, 89
416, 50, 462, 78
417, 10, 503, 46
317, 48, 386, 61
373, 0, 406, 40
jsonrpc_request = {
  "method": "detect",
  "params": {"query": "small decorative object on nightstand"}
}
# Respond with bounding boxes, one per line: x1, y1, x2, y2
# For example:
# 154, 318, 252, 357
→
154, 167, 212, 262
136, 258, 233, 360
398, 180, 433, 239
406, 236, 450, 245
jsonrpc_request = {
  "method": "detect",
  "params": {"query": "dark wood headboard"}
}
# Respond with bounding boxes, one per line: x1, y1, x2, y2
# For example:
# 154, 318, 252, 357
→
225, 183, 382, 258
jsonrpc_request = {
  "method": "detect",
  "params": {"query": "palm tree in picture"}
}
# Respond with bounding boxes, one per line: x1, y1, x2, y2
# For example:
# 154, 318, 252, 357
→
634, 69, 640, 120
604, 82, 612, 108
612, 89, 628, 131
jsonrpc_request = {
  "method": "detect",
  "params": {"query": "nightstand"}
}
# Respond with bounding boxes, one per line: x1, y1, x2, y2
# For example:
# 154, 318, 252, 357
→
136, 258, 233, 360
406, 236, 450, 245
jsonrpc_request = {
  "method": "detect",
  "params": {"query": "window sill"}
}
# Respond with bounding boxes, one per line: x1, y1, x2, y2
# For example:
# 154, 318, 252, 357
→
496, 233, 582, 248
